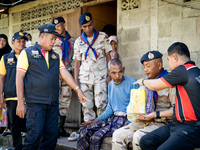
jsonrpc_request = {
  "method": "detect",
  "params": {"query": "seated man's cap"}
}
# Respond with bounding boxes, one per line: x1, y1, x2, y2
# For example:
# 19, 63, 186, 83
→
12, 31, 28, 41
140, 50, 163, 64
52, 17, 65, 25
38, 24, 64, 37
79, 12, 92, 25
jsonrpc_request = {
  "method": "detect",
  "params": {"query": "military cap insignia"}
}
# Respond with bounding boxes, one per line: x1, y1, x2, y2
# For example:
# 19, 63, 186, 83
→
85, 15, 90, 21
54, 19, 58, 24
19, 32, 24, 36
52, 54, 57, 59
148, 52, 154, 59
44, 29, 48, 32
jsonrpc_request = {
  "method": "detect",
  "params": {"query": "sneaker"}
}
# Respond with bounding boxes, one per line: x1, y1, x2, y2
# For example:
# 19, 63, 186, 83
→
68, 132, 79, 141
2, 129, 11, 136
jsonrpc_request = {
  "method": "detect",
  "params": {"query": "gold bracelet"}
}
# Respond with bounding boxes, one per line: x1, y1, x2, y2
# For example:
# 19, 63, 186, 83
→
75, 86, 79, 91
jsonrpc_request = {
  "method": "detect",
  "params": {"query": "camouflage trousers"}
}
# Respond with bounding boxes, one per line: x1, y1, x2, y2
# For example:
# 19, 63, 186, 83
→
112, 122, 166, 150
59, 80, 72, 116
80, 82, 107, 122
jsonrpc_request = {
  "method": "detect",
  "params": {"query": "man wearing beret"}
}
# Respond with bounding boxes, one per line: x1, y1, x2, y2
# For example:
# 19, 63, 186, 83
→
112, 51, 175, 150
137, 43, 200, 150
16, 24, 89, 150
0, 31, 27, 150
52, 16, 75, 137
73, 12, 112, 122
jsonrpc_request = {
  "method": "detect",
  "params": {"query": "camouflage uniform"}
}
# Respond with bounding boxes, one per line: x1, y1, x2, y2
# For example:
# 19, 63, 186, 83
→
112, 87, 175, 150
53, 36, 75, 116
73, 31, 112, 121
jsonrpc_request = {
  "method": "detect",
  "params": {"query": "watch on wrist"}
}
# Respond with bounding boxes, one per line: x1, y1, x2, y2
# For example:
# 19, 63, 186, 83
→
142, 78, 146, 86
156, 111, 161, 119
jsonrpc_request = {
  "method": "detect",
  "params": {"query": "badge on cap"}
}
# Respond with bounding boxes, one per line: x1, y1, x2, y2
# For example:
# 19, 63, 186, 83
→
148, 52, 154, 59
52, 54, 57, 59
19, 32, 24, 36
44, 29, 48, 32
85, 15, 90, 21
54, 19, 58, 24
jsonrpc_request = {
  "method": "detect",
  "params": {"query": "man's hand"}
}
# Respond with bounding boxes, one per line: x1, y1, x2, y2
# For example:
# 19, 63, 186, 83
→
77, 88, 91, 103
80, 119, 98, 128
136, 112, 156, 122
133, 78, 145, 86
16, 103, 26, 118
114, 52, 119, 59
0, 95, 6, 109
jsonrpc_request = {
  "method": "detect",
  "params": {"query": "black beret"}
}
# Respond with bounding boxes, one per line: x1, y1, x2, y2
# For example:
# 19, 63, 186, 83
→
38, 24, 63, 38
140, 50, 163, 64
52, 17, 65, 25
79, 12, 92, 25
12, 31, 28, 41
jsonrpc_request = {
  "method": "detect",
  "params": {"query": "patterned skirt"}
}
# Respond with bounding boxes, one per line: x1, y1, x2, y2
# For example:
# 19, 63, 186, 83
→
77, 115, 127, 150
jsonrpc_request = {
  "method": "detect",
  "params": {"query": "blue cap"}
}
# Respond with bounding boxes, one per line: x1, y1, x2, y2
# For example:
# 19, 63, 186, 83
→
140, 50, 163, 64
79, 12, 92, 25
52, 17, 65, 25
38, 24, 63, 37
12, 31, 28, 41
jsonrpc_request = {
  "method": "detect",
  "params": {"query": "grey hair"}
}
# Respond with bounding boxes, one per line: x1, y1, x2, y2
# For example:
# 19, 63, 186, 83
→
108, 58, 123, 70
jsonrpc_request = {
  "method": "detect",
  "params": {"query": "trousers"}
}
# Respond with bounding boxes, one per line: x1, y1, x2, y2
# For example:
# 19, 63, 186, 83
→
23, 104, 59, 150
80, 82, 107, 122
140, 121, 200, 150
6, 100, 26, 150
112, 121, 165, 150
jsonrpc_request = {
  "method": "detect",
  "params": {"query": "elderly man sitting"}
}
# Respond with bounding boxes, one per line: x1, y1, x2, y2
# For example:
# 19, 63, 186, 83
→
77, 58, 139, 150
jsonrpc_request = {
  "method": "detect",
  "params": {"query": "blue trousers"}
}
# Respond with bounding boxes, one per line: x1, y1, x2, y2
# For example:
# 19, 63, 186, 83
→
140, 121, 200, 150
23, 104, 59, 150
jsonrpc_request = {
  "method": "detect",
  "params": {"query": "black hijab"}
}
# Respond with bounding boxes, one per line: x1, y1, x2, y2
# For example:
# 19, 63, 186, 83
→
0, 34, 12, 59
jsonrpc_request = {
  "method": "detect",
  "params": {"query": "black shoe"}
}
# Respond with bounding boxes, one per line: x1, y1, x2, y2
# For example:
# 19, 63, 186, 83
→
58, 129, 70, 137
2, 129, 11, 136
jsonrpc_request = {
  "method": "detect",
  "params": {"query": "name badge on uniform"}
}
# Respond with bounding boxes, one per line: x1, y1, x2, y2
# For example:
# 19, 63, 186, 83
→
52, 54, 57, 59
32, 50, 39, 55
8, 58, 14, 62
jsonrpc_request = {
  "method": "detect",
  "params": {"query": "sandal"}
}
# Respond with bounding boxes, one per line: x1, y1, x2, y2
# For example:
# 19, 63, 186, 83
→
67, 132, 79, 141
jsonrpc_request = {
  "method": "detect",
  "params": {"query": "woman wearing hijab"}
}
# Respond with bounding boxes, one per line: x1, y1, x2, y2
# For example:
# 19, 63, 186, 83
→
0, 34, 11, 136
0, 34, 12, 59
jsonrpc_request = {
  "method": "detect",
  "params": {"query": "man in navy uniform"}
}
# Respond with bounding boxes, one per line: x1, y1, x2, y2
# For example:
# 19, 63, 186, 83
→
0, 31, 27, 150
52, 16, 75, 137
16, 24, 89, 150
135, 42, 200, 150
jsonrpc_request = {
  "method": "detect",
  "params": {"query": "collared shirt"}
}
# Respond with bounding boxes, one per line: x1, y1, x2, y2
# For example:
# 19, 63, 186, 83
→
73, 31, 112, 84
0, 54, 19, 101
17, 49, 65, 73
53, 34, 75, 70
161, 61, 200, 122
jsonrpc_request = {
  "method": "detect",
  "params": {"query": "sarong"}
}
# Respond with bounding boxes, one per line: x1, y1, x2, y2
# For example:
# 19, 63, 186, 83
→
77, 115, 127, 150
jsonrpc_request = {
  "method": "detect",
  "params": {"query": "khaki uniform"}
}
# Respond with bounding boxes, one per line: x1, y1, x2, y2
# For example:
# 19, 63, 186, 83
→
73, 31, 112, 121
112, 87, 176, 150
53, 36, 75, 116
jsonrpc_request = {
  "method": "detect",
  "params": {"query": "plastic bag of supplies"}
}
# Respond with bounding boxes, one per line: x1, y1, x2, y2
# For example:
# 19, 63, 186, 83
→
127, 86, 155, 122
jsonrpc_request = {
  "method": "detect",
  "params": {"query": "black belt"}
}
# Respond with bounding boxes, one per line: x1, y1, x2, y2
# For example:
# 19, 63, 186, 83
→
178, 121, 197, 124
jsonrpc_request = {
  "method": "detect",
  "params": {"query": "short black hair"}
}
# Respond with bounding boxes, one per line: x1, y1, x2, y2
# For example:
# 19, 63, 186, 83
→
167, 42, 190, 59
